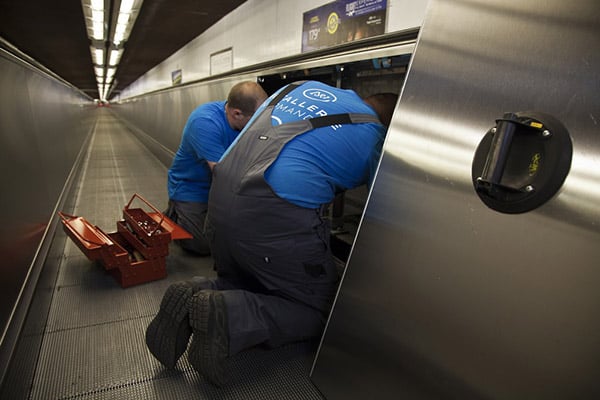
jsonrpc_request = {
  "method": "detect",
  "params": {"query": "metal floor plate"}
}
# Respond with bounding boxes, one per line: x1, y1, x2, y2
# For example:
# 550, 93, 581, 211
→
28, 109, 324, 400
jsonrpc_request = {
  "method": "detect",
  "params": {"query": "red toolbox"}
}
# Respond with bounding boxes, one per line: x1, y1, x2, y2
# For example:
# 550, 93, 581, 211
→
58, 193, 192, 288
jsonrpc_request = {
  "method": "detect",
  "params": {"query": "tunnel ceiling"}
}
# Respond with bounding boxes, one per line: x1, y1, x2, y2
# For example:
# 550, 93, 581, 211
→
0, 0, 247, 99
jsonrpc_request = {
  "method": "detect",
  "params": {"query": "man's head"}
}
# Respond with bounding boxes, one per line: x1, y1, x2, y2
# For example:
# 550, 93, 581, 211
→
363, 93, 399, 128
225, 81, 268, 131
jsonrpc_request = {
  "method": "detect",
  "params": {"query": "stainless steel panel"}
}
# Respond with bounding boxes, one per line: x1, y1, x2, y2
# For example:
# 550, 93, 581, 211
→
312, 0, 600, 399
113, 76, 252, 157
0, 48, 93, 384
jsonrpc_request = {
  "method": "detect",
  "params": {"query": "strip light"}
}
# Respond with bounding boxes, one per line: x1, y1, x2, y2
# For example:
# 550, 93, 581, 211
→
82, 0, 143, 101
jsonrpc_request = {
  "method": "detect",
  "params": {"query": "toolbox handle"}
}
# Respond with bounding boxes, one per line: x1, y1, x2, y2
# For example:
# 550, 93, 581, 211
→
124, 193, 165, 236
57, 211, 112, 247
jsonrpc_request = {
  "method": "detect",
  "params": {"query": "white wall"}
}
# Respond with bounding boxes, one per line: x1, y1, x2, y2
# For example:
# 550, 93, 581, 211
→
118, 0, 429, 100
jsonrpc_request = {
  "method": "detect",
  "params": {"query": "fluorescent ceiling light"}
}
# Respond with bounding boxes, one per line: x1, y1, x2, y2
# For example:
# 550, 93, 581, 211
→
112, 0, 142, 46
108, 49, 123, 66
92, 47, 104, 64
117, 12, 130, 25
83, 0, 105, 40
82, 0, 144, 99
115, 24, 127, 36
92, 10, 103, 21
120, 0, 135, 13
114, 24, 127, 45
92, 21, 104, 40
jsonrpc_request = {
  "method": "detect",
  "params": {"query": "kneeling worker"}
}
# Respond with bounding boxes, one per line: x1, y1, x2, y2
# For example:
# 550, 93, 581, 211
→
164, 81, 267, 255
147, 80, 398, 385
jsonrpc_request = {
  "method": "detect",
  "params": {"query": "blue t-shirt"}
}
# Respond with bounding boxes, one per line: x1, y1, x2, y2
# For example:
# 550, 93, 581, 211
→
224, 81, 386, 209
168, 101, 239, 202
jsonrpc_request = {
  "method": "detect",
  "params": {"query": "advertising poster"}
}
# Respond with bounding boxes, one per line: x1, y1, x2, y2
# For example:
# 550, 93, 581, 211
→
171, 69, 182, 85
302, 0, 387, 53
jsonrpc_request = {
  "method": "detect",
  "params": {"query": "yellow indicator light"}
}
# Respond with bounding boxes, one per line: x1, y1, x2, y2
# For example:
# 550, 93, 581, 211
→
530, 121, 543, 129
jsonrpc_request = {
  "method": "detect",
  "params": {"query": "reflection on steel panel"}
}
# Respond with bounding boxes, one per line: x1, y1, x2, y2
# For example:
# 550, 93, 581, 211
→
311, 0, 600, 399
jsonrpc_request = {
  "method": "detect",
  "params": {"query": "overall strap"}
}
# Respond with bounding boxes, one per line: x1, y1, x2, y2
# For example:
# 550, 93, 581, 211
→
307, 112, 381, 129
268, 81, 307, 106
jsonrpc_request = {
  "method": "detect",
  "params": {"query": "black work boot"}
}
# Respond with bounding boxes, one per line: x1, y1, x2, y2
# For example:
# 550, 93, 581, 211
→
145, 277, 215, 368
187, 290, 230, 387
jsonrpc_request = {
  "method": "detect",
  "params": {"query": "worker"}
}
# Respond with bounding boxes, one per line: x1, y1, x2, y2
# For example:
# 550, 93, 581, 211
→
164, 81, 267, 255
146, 80, 398, 386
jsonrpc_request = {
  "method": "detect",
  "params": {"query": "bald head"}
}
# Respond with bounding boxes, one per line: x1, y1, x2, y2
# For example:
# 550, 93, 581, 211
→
227, 81, 268, 116
363, 93, 399, 128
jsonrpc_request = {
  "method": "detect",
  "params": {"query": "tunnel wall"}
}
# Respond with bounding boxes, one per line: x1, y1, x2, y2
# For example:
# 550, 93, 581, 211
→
117, 0, 428, 99
0, 47, 94, 385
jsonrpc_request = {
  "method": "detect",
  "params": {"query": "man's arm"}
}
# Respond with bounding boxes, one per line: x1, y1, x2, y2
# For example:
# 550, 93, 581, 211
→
206, 160, 217, 171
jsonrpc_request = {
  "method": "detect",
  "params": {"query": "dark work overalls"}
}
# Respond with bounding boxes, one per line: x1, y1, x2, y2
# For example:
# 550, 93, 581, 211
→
206, 82, 381, 355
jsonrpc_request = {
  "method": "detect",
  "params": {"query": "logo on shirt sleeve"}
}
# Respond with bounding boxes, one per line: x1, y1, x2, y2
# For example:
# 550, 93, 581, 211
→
302, 89, 338, 103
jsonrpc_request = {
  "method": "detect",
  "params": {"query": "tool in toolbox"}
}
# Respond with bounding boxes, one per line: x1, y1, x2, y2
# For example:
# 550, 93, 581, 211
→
58, 193, 192, 288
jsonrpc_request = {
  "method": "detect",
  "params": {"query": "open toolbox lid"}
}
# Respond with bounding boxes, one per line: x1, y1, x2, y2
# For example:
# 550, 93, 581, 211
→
57, 211, 114, 257
58, 193, 192, 258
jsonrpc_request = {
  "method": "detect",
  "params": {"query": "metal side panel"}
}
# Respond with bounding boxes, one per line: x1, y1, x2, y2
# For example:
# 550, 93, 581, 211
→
311, 1, 600, 399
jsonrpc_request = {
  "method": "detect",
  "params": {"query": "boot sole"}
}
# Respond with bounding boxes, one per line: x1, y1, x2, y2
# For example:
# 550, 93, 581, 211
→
188, 291, 229, 386
145, 283, 193, 368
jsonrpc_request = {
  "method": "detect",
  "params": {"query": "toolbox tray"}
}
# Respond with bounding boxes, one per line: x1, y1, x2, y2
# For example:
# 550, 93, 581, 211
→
116, 220, 169, 259
122, 193, 191, 247
106, 231, 167, 288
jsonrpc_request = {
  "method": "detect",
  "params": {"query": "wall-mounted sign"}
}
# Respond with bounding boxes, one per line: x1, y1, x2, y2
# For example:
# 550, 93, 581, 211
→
171, 69, 182, 85
210, 48, 233, 76
302, 0, 387, 53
